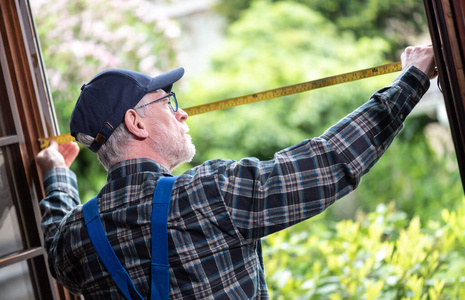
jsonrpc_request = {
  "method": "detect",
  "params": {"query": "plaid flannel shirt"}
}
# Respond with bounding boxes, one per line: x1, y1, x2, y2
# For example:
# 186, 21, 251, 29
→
40, 66, 429, 299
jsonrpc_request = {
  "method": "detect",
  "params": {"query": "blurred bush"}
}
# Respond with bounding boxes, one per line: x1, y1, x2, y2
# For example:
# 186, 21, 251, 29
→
264, 199, 465, 299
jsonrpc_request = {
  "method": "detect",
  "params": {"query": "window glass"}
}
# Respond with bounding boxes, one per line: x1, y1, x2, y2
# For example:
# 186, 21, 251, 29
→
0, 261, 35, 300
0, 148, 24, 257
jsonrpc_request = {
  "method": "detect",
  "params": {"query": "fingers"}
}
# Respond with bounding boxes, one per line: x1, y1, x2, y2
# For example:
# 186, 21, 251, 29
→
36, 140, 79, 174
49, 139, 59, 150
401, 45, 437, 79
37, 141, 66, 174
59, 142, 80, 168
58, 141, 78, 156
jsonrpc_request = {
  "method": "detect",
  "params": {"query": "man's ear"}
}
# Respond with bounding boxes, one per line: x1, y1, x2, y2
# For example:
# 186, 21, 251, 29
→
124, 109, 149, 139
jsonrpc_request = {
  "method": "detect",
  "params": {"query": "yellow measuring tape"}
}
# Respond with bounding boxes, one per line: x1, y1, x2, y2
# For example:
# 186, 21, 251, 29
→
39, 133, 76, 148
39, 61, 402, 148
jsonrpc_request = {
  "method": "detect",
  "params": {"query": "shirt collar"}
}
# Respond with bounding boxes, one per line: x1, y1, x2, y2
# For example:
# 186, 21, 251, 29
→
107, 158, 172, 181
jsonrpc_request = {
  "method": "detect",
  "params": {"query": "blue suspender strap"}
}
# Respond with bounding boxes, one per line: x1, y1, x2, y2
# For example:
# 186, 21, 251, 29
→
83, 176, 178, 300
151, 176, 178, 300
83, 197, 144, 300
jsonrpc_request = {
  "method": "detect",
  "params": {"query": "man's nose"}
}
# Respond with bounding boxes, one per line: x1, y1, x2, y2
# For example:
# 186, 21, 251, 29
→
175, 108, 188, 122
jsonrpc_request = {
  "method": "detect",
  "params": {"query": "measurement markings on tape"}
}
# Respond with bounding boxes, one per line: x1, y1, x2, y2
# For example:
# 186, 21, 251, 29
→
38, 61, 401, 148
184, 61, 401, 116
39, 133, 76, 149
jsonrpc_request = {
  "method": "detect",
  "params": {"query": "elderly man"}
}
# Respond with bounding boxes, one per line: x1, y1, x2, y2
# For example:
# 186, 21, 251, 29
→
37, 45, 436, 299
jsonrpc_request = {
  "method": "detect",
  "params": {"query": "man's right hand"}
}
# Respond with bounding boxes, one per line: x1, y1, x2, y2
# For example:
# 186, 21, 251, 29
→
36, 140, 80, 175
401, 45, 438, 79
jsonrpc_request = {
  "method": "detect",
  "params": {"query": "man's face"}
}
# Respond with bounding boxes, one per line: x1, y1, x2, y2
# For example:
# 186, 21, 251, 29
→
138, 91, 196, 170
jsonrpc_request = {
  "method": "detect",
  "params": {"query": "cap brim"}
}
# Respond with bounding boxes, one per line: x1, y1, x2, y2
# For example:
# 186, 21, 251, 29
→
148, 67, 185, 93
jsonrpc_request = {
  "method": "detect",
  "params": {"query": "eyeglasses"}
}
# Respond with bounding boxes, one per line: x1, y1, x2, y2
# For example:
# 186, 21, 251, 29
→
134, 92, 178, 112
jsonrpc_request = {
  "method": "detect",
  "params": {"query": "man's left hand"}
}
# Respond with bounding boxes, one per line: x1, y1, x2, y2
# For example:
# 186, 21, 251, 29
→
36, 140, 80, 174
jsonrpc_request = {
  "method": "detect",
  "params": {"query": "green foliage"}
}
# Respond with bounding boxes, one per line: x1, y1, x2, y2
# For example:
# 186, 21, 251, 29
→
352, 121, 463, 221
214, 0, 428, 58
213, 0, 251, 23
263, 199, 465, 299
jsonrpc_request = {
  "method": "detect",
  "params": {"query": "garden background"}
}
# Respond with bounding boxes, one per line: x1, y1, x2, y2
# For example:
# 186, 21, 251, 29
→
32, 0, 464, 298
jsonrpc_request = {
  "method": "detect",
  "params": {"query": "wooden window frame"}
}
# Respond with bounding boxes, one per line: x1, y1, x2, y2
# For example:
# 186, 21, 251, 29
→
0, 0, 79, 299
424, 0, 465, 188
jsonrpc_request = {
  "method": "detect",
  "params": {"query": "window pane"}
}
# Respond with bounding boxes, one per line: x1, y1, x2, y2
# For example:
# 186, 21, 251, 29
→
0, 148, 24, 257
0, 261, 35, 300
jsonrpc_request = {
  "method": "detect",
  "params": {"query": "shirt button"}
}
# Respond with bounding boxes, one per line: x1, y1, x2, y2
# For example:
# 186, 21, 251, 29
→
400, 114, 404, 120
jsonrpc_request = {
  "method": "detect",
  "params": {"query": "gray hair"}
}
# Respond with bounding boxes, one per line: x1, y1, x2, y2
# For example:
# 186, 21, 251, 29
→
75, 90, 158, 170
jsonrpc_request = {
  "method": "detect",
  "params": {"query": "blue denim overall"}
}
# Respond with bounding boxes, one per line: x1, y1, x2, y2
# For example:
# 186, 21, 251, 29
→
83, 176, 177, 300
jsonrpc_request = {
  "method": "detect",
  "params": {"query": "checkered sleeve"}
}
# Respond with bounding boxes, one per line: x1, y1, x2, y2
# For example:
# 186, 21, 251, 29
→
218, 66, 430, 242
39, 168, 80, 252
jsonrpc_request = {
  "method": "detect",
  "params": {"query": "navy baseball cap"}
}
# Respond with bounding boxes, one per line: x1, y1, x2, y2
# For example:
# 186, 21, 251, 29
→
70, 67, 184, 152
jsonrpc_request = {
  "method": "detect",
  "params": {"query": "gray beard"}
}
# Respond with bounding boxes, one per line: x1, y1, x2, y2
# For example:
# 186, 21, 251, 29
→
153, 126, 196, 170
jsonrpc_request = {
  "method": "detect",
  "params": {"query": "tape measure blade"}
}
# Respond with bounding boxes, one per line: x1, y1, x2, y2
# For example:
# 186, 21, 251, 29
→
38, 139, 50, 148
38, 133, 75, 148
184, 61, 401, 116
